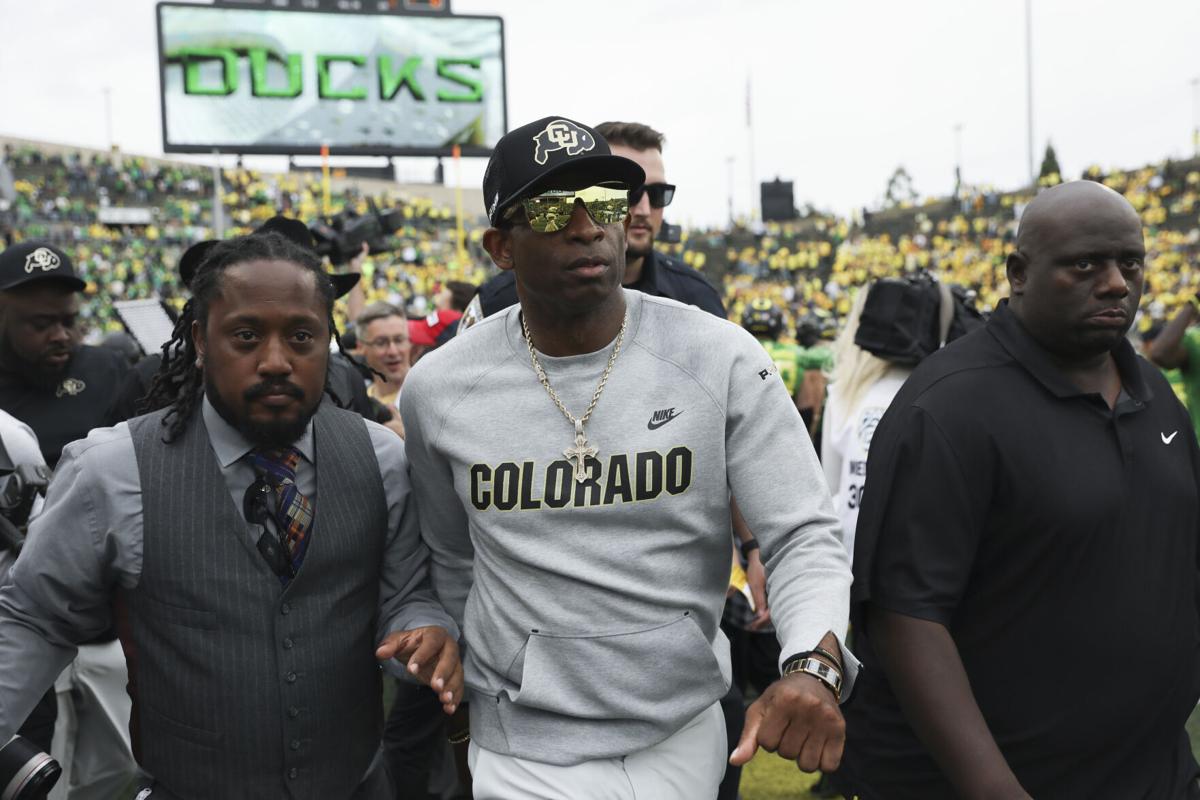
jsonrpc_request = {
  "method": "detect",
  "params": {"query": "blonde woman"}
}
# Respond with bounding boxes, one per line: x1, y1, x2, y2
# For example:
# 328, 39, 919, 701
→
820, 287, 913, 563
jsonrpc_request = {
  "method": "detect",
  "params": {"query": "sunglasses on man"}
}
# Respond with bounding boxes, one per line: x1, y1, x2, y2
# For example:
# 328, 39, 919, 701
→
629, 182, 676, 209
503, 184, 630, 234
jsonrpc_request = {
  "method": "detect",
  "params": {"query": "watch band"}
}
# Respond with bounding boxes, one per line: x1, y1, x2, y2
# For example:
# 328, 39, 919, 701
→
783, 656, 843, 702
740, 537, 760, 558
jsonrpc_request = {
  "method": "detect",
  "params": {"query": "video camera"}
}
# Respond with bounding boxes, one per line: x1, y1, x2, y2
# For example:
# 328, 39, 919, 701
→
308, 198, 405, 266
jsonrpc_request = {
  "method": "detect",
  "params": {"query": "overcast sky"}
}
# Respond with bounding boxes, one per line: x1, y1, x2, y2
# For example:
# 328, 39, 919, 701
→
2, 0, 1198, 226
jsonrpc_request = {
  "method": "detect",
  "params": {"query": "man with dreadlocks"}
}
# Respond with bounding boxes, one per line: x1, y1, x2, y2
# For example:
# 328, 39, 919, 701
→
0, 231, 462, 799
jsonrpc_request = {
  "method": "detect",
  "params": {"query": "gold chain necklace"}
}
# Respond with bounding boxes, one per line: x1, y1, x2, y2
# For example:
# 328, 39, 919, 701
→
520, 311, 628, 483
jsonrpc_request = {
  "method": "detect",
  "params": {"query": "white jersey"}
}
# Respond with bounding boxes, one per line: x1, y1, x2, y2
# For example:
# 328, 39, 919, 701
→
821, 369, 910, 563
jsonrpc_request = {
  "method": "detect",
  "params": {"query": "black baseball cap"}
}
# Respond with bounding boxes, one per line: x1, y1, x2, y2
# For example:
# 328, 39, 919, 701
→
483, 116, 645, 226
179, 217, 361, 299
255, 216, 360, 299
178, 239, 218, 288
0, 242, 86, 292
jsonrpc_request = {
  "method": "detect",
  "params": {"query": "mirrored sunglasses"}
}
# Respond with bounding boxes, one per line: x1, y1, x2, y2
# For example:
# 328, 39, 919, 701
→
629, 182, 676, 209
505, 184, 630, 233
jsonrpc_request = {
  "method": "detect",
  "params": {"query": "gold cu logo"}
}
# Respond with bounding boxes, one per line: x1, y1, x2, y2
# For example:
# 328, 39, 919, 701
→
532, 120, 596, 165
546, 122, 578, 150
56, 378, 86, 398
24, 247, 61, 274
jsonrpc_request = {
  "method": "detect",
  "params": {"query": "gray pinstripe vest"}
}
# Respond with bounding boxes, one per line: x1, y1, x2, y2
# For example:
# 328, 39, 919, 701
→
125, 402, 388, 800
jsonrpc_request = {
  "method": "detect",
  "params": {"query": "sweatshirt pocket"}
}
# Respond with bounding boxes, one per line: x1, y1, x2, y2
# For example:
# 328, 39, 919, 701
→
507, 612, 726, 724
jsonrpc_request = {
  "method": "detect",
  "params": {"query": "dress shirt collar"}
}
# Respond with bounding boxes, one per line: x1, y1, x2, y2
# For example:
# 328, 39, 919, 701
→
201, 394, 316, 468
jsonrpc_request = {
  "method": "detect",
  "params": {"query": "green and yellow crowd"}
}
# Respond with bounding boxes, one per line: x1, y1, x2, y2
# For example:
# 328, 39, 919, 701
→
4, 141, 1200, 348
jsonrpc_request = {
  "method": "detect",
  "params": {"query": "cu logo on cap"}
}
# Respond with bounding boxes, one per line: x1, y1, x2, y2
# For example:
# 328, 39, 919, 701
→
533, 120, 596, 165
24, 247, 61, 274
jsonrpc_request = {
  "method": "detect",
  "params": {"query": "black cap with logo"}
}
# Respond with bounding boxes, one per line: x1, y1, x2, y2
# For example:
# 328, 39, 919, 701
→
0, 242, 87, 292
483, 116, 645, 226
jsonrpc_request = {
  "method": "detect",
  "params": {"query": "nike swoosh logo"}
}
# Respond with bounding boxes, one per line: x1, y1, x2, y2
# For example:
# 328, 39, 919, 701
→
1162, 431, 1179, 444
647, 411, 683, 430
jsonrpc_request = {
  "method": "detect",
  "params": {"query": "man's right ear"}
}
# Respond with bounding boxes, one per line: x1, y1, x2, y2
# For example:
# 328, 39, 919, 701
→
482, 228, 515, 272
1006, 250, 1028, 296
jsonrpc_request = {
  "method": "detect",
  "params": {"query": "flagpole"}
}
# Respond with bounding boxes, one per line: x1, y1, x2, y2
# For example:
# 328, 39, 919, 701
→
746, 74, 758, 222
320, 144, 331, 216
453, 144, 466, 271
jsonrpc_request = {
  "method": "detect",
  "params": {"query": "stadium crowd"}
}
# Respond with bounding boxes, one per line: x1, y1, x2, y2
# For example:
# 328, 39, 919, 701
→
0, 117, 1198, 800
7, 140, 1200, 354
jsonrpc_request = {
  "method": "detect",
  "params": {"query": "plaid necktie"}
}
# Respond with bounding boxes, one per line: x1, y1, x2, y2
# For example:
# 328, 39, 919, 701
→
247, 447, 314, 577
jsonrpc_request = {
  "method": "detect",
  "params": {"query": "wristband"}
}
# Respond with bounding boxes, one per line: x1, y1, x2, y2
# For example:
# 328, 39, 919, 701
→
740, 537, 760, 558
810, 645, 843, 670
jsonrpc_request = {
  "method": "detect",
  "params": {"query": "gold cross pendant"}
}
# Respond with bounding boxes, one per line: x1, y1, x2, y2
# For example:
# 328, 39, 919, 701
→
563, 419, 597, 483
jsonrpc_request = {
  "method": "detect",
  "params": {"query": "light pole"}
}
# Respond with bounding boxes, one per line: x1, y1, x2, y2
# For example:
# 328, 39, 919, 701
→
1025, 0, 1035, 186
954, 123, 964, 194
726, 156, 735, 227
1191, 77, 1199, 158
102, 87, 114, 151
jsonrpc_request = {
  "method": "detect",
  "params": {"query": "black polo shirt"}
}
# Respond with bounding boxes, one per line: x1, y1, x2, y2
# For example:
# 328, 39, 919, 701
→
841, 301, 1200, 800
0, 345, 129, 468
476, 249, 727, 319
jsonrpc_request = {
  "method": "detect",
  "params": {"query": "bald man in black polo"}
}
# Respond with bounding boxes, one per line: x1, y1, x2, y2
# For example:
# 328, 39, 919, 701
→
837, 181, 1200, 800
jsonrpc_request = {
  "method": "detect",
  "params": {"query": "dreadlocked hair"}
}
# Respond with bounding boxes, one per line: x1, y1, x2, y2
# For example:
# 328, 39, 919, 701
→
138, 231, 372, 442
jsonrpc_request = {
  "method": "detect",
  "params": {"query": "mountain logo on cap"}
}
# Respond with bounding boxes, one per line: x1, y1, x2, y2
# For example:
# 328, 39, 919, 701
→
24, 247, 61, 274
533, 120, 595, 165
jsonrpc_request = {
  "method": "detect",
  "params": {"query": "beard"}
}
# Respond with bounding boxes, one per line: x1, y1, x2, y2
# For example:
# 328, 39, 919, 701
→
0, 334, 73, 391
205, 373, 322, 450
625, 234, 654, 260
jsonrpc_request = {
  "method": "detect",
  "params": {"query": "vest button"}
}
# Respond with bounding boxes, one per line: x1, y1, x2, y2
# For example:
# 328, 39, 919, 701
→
281, 603, 291, 615
286, 672, 297, 683
290, 739, 301, 751
288, 706, 300, 719
282, 638, 294, 649
288, 768, 298, 780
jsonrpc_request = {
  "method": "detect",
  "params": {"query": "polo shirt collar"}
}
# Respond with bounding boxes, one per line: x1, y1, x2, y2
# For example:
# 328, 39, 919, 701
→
987, 300, 1151, 403
201, 394, 316, 468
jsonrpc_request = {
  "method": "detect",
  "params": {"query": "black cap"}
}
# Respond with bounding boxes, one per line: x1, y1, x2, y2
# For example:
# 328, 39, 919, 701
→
254, 215, 360, 299
483, 116, 645, 226
178, 239, 218, 288
0, 242, 86, 292
256, 215, 316, 249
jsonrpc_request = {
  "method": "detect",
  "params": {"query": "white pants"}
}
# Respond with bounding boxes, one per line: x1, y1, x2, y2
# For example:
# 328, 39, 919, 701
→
468, 701, 726, 800
49, 641, 138, 800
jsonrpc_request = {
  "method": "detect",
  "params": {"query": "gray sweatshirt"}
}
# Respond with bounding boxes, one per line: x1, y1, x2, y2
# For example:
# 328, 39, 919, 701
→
400, 289, 854, 765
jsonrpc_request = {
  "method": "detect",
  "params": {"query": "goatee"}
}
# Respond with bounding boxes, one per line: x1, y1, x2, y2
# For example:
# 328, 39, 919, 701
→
205, 375, 320, 450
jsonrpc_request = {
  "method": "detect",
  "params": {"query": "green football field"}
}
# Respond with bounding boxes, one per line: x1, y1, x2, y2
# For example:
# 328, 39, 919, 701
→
738, 703, 1200, 799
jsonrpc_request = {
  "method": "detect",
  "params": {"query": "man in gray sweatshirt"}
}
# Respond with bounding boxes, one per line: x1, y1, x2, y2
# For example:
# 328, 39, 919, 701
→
401, 116, 856, 799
